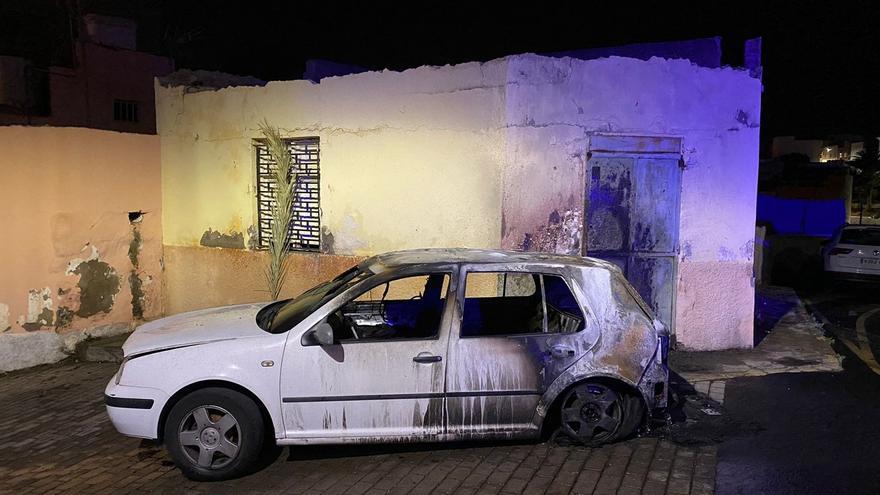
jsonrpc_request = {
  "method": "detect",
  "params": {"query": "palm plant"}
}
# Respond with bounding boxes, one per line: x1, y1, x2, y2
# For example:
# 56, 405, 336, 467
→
258, 120, 297, 300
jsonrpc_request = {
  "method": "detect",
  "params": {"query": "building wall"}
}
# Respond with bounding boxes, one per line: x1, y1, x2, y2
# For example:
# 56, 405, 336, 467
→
156, 54, 762, 350
0, 42, 173, 134
157, 60, 509, 313
0, 127, 163, 370
500, 55, 761, 349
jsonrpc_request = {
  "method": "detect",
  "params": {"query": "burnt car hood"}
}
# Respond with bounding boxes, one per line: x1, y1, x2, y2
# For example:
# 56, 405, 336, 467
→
122, 303, 266, 357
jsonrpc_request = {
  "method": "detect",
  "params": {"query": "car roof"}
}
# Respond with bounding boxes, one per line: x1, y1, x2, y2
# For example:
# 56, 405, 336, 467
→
359, 248, 613, 272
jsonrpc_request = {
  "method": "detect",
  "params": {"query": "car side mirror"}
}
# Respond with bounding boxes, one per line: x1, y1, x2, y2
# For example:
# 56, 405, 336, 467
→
313, 321, 335, 346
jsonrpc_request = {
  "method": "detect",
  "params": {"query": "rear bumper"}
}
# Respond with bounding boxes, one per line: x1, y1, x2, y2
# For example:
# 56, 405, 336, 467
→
104, 378, 168, 439
637, 337, 669, 411
824, 269, 880, 283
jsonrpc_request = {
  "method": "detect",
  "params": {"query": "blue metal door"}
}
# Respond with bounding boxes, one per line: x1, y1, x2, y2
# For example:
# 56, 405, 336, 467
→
585, 136, 682, 333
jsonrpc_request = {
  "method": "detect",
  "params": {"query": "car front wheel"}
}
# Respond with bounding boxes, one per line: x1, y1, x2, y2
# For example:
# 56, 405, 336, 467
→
164, 387, 265, 481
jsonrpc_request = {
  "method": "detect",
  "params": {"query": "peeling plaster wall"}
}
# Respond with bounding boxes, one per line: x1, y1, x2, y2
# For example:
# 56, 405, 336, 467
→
157, 61, 509, 314
163, 245, 362, 314
0, 127, 163, 369
500, 55, 761, 349
156, 54, 760, 350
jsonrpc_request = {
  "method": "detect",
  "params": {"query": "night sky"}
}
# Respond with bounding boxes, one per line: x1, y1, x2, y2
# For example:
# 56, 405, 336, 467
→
2, 0, 879, 150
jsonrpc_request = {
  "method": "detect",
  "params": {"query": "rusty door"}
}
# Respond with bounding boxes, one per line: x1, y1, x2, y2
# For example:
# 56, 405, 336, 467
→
585, 136, 682, 333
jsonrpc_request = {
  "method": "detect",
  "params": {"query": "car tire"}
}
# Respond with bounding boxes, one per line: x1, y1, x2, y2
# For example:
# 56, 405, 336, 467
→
613, 392, 645, 442
164, 387, 265, 481
558, 381, 629, 446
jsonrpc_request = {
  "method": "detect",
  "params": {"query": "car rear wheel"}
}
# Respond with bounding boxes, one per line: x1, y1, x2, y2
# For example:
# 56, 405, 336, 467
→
164, 388, 264, 481
559, 381, 628, 446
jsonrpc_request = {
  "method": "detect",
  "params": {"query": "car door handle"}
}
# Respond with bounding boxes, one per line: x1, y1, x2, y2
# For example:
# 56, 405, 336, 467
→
413, 354, 442, 363
549, 345, 575, 358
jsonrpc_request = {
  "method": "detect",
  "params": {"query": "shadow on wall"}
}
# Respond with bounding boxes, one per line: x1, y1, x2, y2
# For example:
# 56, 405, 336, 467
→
753, 289, 797, 347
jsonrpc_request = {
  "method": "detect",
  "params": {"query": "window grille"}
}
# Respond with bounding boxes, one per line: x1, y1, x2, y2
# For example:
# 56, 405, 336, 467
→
255, 137, 320, 252
113, 99, 138, 122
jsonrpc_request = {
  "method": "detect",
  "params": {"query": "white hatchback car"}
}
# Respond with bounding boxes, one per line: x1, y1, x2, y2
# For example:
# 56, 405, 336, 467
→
823, 225, 880, 281
105, 249, 669, 480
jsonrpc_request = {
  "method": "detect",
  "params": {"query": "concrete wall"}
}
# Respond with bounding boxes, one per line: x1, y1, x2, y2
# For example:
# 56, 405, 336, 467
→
500, 55, 762, 349
157, 60, 509, 314
0, 127, 163, 371
156, 54, 761, 350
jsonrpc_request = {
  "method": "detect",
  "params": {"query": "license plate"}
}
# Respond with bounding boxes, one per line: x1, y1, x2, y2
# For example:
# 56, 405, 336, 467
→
861, 258, 879, 265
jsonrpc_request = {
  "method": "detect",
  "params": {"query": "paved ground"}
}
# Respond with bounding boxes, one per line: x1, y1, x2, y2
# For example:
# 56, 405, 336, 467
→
670, 286, 841, 405
715, 361, 880, 494
803, 283, 880, 374
711, 284, 880, 495
0, 362, 715, 495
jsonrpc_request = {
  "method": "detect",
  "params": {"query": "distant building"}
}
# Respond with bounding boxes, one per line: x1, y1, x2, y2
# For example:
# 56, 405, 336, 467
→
0, 14, 173, 134
771, 135, 880, 162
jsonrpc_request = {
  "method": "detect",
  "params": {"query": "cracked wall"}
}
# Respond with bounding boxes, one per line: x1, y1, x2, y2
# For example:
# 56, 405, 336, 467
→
156, 54, 760, 349
500, 55, 761, 349
156, 60, 509, 314
0, 127, 163, 369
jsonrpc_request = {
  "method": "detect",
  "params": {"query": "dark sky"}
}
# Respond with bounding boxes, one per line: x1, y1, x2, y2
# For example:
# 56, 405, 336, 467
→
3, 1, 879, 146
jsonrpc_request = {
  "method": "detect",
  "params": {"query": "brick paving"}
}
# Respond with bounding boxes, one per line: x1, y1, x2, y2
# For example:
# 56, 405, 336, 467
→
0, 362, 715, 494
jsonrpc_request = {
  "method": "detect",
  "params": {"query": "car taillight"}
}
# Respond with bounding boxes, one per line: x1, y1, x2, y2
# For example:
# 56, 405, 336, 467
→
829, 248, 853, 255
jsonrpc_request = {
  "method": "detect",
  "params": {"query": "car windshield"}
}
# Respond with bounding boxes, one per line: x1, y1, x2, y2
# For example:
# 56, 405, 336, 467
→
256, 266, 369, 334
839, 227, 880, 246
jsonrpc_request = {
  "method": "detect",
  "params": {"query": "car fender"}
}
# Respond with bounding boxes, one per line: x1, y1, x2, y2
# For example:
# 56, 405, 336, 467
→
119, 334, 287, 438
531, 327, 660, 428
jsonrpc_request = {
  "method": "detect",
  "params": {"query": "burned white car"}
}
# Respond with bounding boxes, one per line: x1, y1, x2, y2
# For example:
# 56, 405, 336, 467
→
105, 249, 669, 480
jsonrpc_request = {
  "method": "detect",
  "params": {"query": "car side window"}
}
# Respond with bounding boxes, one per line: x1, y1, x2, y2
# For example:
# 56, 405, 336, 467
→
543, 274, 586, 333
460, 272, 585, 337
330, 273, 450, 342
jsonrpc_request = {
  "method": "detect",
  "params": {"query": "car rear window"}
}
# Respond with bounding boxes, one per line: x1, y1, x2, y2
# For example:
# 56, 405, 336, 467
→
839, 228, 880, 246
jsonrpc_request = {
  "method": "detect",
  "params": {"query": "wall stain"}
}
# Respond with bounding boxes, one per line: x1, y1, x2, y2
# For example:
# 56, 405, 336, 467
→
246, 225, 260, 250
55, 306, 74, 328
520, 209, 582, 255
718, 246, 736, 262
129, 223, 145, 319
735, 109, 759, 128
21, 288, 54, 331
321, 227, 335, 254
200, 229, 245, 249
130, 274, 145, 319
23, 307, 53, 331
128, 227, 142, 269
74, 260, 120, 317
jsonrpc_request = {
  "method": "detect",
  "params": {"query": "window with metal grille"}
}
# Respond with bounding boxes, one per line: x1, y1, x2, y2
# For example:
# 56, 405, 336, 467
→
113, 99, 138, 122
255, 137, 320, 252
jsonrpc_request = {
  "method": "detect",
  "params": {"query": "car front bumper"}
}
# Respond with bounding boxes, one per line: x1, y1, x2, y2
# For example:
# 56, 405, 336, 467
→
104, 378, 168, 440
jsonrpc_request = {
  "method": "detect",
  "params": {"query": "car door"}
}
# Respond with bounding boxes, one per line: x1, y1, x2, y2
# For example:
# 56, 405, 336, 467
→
280, 269, 454, 441
445, 265, 593, 438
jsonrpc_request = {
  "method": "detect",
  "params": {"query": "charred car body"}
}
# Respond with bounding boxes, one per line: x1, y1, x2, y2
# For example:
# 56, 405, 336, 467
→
105, 249, 669, 480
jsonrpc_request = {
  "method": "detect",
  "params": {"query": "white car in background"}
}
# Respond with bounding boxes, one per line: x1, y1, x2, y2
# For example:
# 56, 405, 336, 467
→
823, 225, 880, 281
105, 249, 669, 480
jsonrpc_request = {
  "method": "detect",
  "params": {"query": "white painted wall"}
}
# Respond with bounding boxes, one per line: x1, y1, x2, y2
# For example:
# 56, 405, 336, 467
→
156, 54, 762, 350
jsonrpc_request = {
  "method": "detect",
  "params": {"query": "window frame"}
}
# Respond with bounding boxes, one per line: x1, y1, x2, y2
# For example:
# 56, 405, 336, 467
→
254, 137, 321, 253
112, 99, 139, 122
457, 266, 586, 339
324, 270, 455, 345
